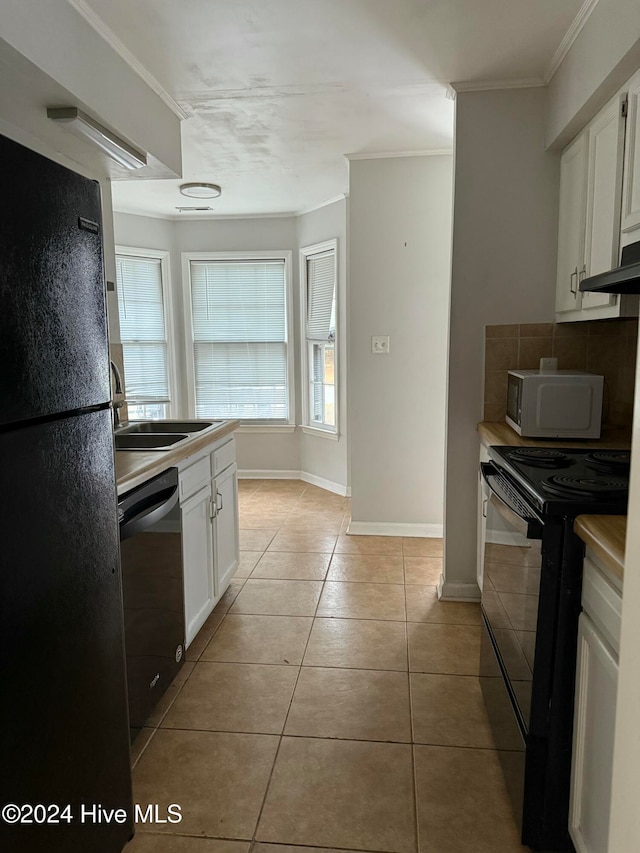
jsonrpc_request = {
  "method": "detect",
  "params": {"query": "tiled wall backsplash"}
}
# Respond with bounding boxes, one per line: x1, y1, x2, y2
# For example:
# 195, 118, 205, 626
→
484, 319, 639, 426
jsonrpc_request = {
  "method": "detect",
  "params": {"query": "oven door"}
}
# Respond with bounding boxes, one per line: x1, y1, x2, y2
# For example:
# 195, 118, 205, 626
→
480, 463, 543, 733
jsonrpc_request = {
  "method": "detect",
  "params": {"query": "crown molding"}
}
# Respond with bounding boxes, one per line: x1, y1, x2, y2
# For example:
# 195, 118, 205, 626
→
296, 194, 347, 216
544, 0, 600, 84
66, 0, 189, 120
452, 78, 545, 93
346, 148, 452, 161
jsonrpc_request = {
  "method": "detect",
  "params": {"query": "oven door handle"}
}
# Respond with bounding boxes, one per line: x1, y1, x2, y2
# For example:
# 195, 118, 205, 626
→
119, 485, 179, 542
480, 462, 543, 540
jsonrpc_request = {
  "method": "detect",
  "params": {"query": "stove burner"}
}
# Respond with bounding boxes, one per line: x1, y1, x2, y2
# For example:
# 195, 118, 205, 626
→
542, 474, 629, 500
508, 448, 572, 469
584, 450, 631, 474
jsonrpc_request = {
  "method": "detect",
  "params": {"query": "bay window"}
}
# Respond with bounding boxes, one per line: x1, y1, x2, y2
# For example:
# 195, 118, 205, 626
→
300, 240, 338, 435
184, 252, 293, 424
115, 248, 173, 420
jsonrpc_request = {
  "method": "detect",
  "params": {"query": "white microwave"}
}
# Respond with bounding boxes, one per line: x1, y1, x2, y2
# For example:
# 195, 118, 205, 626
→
506, 370, 604, 438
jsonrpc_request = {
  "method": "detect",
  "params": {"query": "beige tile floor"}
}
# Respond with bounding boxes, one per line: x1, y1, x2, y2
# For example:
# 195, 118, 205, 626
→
126, 479, 527, 853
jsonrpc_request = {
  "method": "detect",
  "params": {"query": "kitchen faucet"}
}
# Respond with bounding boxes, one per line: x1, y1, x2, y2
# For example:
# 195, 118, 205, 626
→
110, 360, 125, 428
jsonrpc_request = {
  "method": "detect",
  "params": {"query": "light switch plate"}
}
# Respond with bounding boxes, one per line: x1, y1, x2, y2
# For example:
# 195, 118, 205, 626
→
371, 335, 390, 354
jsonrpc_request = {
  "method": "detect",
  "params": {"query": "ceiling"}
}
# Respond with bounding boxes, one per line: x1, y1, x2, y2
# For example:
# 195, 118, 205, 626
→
77, 0, 586, 218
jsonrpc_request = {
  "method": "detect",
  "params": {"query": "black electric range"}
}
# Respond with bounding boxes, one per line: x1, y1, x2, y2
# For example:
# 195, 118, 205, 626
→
479, 446, 629, 851
488, 446, 630, 516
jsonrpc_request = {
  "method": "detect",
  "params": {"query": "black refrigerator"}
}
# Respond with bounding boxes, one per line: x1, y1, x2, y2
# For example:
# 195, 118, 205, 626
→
0, 135, 133, 852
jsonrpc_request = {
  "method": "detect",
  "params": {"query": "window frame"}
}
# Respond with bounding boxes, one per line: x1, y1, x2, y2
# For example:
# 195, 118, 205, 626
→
181, 250, 295, 429
299, 239, 339, 438
114, 245, 177, 420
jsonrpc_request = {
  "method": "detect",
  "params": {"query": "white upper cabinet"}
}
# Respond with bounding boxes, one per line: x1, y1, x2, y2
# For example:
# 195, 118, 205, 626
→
581, 94, 626, 312
621, 68, 640, 235
556, 132, 588, 315
555, 84, 637, 322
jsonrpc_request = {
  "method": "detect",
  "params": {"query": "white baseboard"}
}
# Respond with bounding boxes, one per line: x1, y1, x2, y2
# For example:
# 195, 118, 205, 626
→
237, 469, 351, 497
300, 471, 349, 497
346, 521, 443, 538
437, 578, 481, 602
238, 469, 301, 480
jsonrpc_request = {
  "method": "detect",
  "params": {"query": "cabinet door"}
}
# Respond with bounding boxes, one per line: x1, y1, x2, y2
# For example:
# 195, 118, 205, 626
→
181, 484, 214, 647
556, 132, 588, 314
581, 95, 626, 312
569, 613, 618, 853
213, 462, 240, 598
621, 69, 640, 235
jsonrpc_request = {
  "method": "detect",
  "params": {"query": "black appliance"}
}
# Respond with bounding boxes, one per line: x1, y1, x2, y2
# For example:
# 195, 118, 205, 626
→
0, 135, 133, 852
480, 446, 630, 852
119, 469, 185, 741
579, 239, 640, 294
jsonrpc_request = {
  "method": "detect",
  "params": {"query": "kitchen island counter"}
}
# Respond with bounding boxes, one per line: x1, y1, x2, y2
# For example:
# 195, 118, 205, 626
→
115, 419, 240, 495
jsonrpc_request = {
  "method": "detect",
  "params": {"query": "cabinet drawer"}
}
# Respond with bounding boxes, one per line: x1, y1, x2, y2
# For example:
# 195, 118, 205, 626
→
179, 456, 211, 502
582, 556, 622, 656
212, 439, 236, 475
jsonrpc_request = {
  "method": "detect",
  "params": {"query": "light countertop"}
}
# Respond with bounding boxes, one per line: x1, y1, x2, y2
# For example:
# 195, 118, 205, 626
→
115, 419, 239, 495
574, 515, 626, 582
477, 421, 631, 450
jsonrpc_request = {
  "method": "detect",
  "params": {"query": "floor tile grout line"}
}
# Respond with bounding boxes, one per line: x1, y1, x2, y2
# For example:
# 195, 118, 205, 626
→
247, 480, 337, 847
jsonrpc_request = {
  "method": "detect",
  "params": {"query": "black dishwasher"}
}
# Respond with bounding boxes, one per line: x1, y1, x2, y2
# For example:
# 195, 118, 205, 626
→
119, 468, 185, 742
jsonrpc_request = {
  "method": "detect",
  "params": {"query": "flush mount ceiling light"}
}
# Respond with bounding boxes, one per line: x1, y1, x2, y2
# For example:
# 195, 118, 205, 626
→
175, 206, 214, 212
47, 107, 147, 170
179, 182, 222, 199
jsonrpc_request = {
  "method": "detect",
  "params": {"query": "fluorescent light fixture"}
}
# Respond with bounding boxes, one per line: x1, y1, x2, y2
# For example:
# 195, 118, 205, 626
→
47, 107, 147, 170
179, 182, 222, 199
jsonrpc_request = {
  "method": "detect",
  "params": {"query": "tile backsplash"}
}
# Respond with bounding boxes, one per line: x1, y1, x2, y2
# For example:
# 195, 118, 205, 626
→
484, 319, 638, 427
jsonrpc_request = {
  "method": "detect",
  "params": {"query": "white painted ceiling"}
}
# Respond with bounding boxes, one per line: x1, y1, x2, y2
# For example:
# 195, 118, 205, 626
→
78, 0, 585, 217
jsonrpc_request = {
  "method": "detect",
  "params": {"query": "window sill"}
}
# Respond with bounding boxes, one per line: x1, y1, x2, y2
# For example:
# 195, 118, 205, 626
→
300, 425, 340, 441
236, 424, 297, 434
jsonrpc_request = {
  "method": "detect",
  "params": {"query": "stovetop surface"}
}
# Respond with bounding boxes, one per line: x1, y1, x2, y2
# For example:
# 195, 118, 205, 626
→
488, 446, 630, 517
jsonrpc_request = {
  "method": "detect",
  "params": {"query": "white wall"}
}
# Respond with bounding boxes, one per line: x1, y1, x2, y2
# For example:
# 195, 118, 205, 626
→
297, 199, 349, 492
348, 155, 452, 535
443, 88, 560, 599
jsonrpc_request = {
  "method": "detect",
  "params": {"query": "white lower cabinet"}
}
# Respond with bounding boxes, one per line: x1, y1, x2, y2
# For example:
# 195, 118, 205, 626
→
213, 461, 239, 594
569, 554, 622, 853
179, 435, 239, 648
181, 483, 214, 646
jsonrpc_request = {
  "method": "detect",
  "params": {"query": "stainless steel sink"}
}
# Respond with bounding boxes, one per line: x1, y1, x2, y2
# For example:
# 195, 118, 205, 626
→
118, 420, 217, 435
114, 433, 188, 451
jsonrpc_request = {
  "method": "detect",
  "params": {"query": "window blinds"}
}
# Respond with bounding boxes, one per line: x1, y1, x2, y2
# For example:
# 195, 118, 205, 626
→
306, 251, 335, 341
189, 259, 288, 420
116, 255, 169, 402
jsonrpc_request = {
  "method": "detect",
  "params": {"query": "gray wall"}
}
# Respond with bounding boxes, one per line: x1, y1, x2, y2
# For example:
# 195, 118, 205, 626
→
443, 87, 560, 598
348, 155, 453, 534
